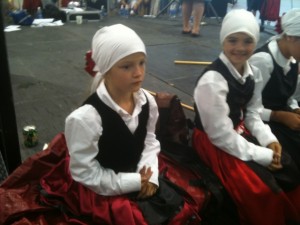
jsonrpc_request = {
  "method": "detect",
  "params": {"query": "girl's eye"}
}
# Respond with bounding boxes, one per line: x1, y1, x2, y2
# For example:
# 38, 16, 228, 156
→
227, 39, 238, 44
227, 38, 254, 45
244, 39, 254, 44
139, 60, 146, 66
122, 65, 130, 69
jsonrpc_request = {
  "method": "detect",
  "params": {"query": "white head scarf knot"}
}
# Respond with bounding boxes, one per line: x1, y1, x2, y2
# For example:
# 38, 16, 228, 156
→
281, 8, 300, 37
220, 9, 259, 44
90, 24, 146, 93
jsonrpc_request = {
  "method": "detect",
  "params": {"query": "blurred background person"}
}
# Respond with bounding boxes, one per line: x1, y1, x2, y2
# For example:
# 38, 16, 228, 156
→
181, 0, 205, 37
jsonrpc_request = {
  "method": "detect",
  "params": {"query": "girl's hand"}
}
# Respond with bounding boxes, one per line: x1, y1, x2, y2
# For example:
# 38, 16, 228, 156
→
139, 166, 153, 183
137, 182, 158, 199
138, 166, 157, 199
271, 111, 300, 130
266, 142, 283, 171
293, 108, 300, 115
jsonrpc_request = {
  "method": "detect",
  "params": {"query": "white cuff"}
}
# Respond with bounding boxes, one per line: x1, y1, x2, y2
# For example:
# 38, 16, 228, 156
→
252, 146, 273, 167
261, 108, 272, 122
119, 172, 141, 193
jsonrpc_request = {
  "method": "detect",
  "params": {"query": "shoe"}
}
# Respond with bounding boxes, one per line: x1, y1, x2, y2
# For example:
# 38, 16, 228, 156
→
191, 33, 200, 37
182, 30, 191, 34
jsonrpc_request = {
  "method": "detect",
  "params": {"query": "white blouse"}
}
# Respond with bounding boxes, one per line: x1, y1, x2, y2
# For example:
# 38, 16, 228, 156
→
65, 80, 160, 196
249, 38, 299, 121
194, 52, 276, 167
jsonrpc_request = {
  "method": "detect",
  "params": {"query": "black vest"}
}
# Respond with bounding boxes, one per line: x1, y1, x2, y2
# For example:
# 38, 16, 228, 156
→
195, 58, 255, 130
83, 92, 149, 173
255, 43, 298, 110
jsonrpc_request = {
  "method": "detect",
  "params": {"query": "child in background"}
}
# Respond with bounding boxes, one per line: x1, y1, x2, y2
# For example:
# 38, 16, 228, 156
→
192, 9, 300, 225
249, 8, 300, 172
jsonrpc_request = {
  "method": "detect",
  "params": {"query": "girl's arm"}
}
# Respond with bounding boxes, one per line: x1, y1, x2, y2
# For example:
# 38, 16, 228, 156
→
65, 105, 141, 196
194, 71, 273, 167
250, 54, 300, 130
136, 91, 160, 187
249, 51, 274, 121
244, 66, 278, 147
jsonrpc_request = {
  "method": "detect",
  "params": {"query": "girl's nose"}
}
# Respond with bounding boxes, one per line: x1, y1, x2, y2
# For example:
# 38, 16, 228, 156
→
236, 42, 246, 51
236, 42, 245, 49
134, 65, 144, 76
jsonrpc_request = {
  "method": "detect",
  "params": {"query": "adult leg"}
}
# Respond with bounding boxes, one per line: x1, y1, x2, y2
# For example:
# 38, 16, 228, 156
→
246, 0, 251, 10
191, 1, 204, 36
133, 0, 142, 13
182, 0, 193, 33
259, 0, 266, 31
247, 0, 254, 12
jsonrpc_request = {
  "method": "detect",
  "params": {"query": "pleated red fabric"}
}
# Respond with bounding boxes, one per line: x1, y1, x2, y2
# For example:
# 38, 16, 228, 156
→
40, 155, 147, 225
0, 133, 148, 225
0, 133, 70, 224
0, 132, 205, 225
192, 128, 300, 225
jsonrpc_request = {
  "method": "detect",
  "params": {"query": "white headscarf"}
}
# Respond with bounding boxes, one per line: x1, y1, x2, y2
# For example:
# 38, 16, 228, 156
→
281, 8, 300, 37
220, 9, 259, 44
90, 24, 146, 93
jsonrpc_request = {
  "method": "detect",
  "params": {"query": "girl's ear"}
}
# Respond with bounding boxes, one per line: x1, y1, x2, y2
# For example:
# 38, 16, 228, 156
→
285, 35, 296, 42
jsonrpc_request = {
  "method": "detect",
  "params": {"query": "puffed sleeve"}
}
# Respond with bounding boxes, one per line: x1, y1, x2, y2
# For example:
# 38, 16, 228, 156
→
249, 51, 274, 121
65, 105, 141, 196
194, 71, 273, 167
136, 90, 160, 186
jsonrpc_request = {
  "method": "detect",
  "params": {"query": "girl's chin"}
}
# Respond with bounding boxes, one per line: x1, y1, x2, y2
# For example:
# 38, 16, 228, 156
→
131, 84, 142, 91
232, 57, 248, 64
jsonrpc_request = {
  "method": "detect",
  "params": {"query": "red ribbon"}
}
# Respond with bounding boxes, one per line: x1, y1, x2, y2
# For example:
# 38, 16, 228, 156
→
85, 50, 97, 77
274, 13, 286, 34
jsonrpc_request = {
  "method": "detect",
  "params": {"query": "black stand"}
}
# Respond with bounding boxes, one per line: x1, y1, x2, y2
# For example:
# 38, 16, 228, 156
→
203, 0, 221, 23
0, 3, 22, 174
156, 0, 178, 17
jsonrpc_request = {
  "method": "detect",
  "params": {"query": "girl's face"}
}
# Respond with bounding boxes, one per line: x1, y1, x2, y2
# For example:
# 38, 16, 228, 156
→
105, 52, 146, 96
223, 32, 256, 73
287, 36, 300, 61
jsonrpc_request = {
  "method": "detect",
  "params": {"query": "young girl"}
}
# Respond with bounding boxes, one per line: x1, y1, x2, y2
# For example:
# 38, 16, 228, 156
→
192, 9, 300, 225
0, 24, 184, 225
249, 8, 300, 172
65, 24, 159, 200
37, 24, 186, 225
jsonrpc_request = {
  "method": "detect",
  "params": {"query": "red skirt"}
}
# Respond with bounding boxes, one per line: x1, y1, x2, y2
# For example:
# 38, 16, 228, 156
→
39, 139, 198, 225
0, 133, 147, 225
192, 128, 300, 225
60, 0, 71, 7
22, 0, 42, 15
0, 133, 198, 225
0, 133, 70, 224
40, 155, 147, 225
260, 0, 281, 21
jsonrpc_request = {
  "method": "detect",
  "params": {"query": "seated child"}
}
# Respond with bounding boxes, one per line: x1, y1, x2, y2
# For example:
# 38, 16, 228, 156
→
192, 9, 300, 225
249, 8, 300, 171
0, 24, 184, 225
